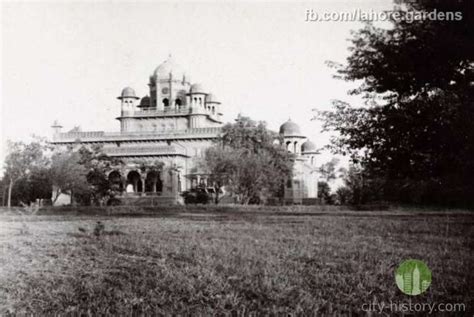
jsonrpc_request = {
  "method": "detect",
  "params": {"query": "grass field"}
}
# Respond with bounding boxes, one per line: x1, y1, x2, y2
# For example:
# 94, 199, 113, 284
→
0, 206, 473, 315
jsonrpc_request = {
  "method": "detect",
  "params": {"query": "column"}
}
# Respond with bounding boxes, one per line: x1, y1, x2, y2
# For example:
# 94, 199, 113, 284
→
121, 179, 127, 195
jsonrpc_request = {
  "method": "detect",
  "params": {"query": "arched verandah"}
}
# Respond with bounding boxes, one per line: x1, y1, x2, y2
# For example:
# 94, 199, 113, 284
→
145, 171, 163, 193
108, 170, 124, 193
127, 171, 142, 193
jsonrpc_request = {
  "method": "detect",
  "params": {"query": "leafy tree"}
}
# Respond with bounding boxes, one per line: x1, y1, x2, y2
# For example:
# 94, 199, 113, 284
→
335, 186, 352, 205
318, 158, 340, 183
3, 139, 50, 207
319, 0, 474, 206
317, 181, 333, 204
50, 146, 123, 206
50, 150, 90, 205
204, 115, 293, 204
10, 167, 51, 205
77, 145, 123, 205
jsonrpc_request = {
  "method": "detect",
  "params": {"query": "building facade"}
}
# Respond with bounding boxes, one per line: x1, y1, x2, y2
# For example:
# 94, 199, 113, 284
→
50, 57, 318, 205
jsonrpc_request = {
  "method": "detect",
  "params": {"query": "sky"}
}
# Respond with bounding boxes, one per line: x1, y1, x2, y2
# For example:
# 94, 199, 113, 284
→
1, 0, 394, 177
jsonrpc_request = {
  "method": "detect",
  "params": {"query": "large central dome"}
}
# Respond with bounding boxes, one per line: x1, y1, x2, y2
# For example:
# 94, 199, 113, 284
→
153, 56, 188, 81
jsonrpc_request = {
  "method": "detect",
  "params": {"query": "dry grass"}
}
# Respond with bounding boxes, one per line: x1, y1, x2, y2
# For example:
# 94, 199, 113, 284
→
0, 207, 473, 315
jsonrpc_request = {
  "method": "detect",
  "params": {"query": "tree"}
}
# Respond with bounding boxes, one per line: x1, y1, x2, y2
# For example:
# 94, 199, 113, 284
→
319, 0, 474, 206
318, 158, 340, 183
10, 167, 51, 205
3, 139, 50, 207
77, 145, 123, 205
335, 186, 352, 205
203, 115, 293, 204
50, 150, 90, 205
317, 181, 333, 204
50, 145, 123, 206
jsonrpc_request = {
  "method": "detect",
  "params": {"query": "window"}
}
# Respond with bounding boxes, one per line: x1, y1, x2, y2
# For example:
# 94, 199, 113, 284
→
175, 98, 182, 106
163, 98, 169, 107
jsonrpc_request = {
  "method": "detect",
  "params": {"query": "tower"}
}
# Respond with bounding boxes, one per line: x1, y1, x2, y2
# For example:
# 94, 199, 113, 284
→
279, 119, 306, 154
117, 87, 140, 132
301, 140, 319, 166
149, 55, 191, 110
118, 87, 139, 114
412, 265, 421, 295
206, 93, 222, 120
51, 120, 63, 137
188, 83, 207, 110
187, 83, 208, 128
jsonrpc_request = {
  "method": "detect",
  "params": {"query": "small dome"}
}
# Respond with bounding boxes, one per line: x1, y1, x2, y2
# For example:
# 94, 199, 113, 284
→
139, 96, 151, 108
153, 56, 187, 81
302, 140, 317, 153
118, 87, 139, 99
279, 119, 302, 136
190, 83, 207, 94
206, 93, 220, 103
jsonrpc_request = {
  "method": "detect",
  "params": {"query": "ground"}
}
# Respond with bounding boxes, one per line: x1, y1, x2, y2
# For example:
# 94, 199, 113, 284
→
0, 206, 472, 315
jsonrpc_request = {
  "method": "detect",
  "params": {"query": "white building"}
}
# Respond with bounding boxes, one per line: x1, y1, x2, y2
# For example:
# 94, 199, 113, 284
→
50, 57, 319, 205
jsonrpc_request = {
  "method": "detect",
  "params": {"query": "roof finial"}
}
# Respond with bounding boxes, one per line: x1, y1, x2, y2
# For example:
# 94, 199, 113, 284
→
51, 119, 62, 128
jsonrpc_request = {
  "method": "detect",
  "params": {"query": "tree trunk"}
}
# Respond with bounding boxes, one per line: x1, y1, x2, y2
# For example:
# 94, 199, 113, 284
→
52, 188, 61, 205
7, 178, 14, 208
2, 185, 7, 207
214, 185, 220, 204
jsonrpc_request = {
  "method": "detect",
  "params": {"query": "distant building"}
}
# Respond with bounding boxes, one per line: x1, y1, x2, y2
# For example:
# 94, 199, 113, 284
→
50, 56, 318, 205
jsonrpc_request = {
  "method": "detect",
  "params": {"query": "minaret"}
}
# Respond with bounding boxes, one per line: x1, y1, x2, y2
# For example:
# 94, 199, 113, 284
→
206, 93, 222, 120
188, 83, 207, 110
117, 87, 139, 115
279, 118, 306, 155
117, 87, 140, 132
51, 120, 63, 139
187, 83, 208, 128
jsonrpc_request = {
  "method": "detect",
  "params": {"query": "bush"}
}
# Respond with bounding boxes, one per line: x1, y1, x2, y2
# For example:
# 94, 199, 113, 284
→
182, 188, 212, 205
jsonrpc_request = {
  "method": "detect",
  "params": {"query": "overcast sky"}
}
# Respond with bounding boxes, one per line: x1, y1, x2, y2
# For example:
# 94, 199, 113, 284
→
1, 0, 393, 173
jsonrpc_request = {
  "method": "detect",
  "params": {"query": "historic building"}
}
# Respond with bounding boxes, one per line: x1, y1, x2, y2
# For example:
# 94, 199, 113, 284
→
50, 56, 318, 205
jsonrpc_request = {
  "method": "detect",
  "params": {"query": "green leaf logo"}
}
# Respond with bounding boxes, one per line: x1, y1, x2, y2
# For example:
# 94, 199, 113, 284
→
395, 259, 431, 296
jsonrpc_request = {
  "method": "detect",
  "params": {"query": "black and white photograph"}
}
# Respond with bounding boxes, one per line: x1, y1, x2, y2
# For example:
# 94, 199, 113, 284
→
0, 0, 473, 315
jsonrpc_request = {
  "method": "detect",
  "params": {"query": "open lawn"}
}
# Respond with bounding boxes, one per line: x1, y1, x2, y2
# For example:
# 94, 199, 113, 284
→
0, 206, 473, 315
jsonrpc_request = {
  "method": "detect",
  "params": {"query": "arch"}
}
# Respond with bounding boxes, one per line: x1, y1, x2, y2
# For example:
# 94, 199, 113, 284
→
212, 106, 215, 114
175, 98, 182, 107
108, 170, 123, 192
294, 141, 298, 154
145, 171, 162, 193
286, 141, 292, 152
162, 98, 169, 107
127, 171, 142, 193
